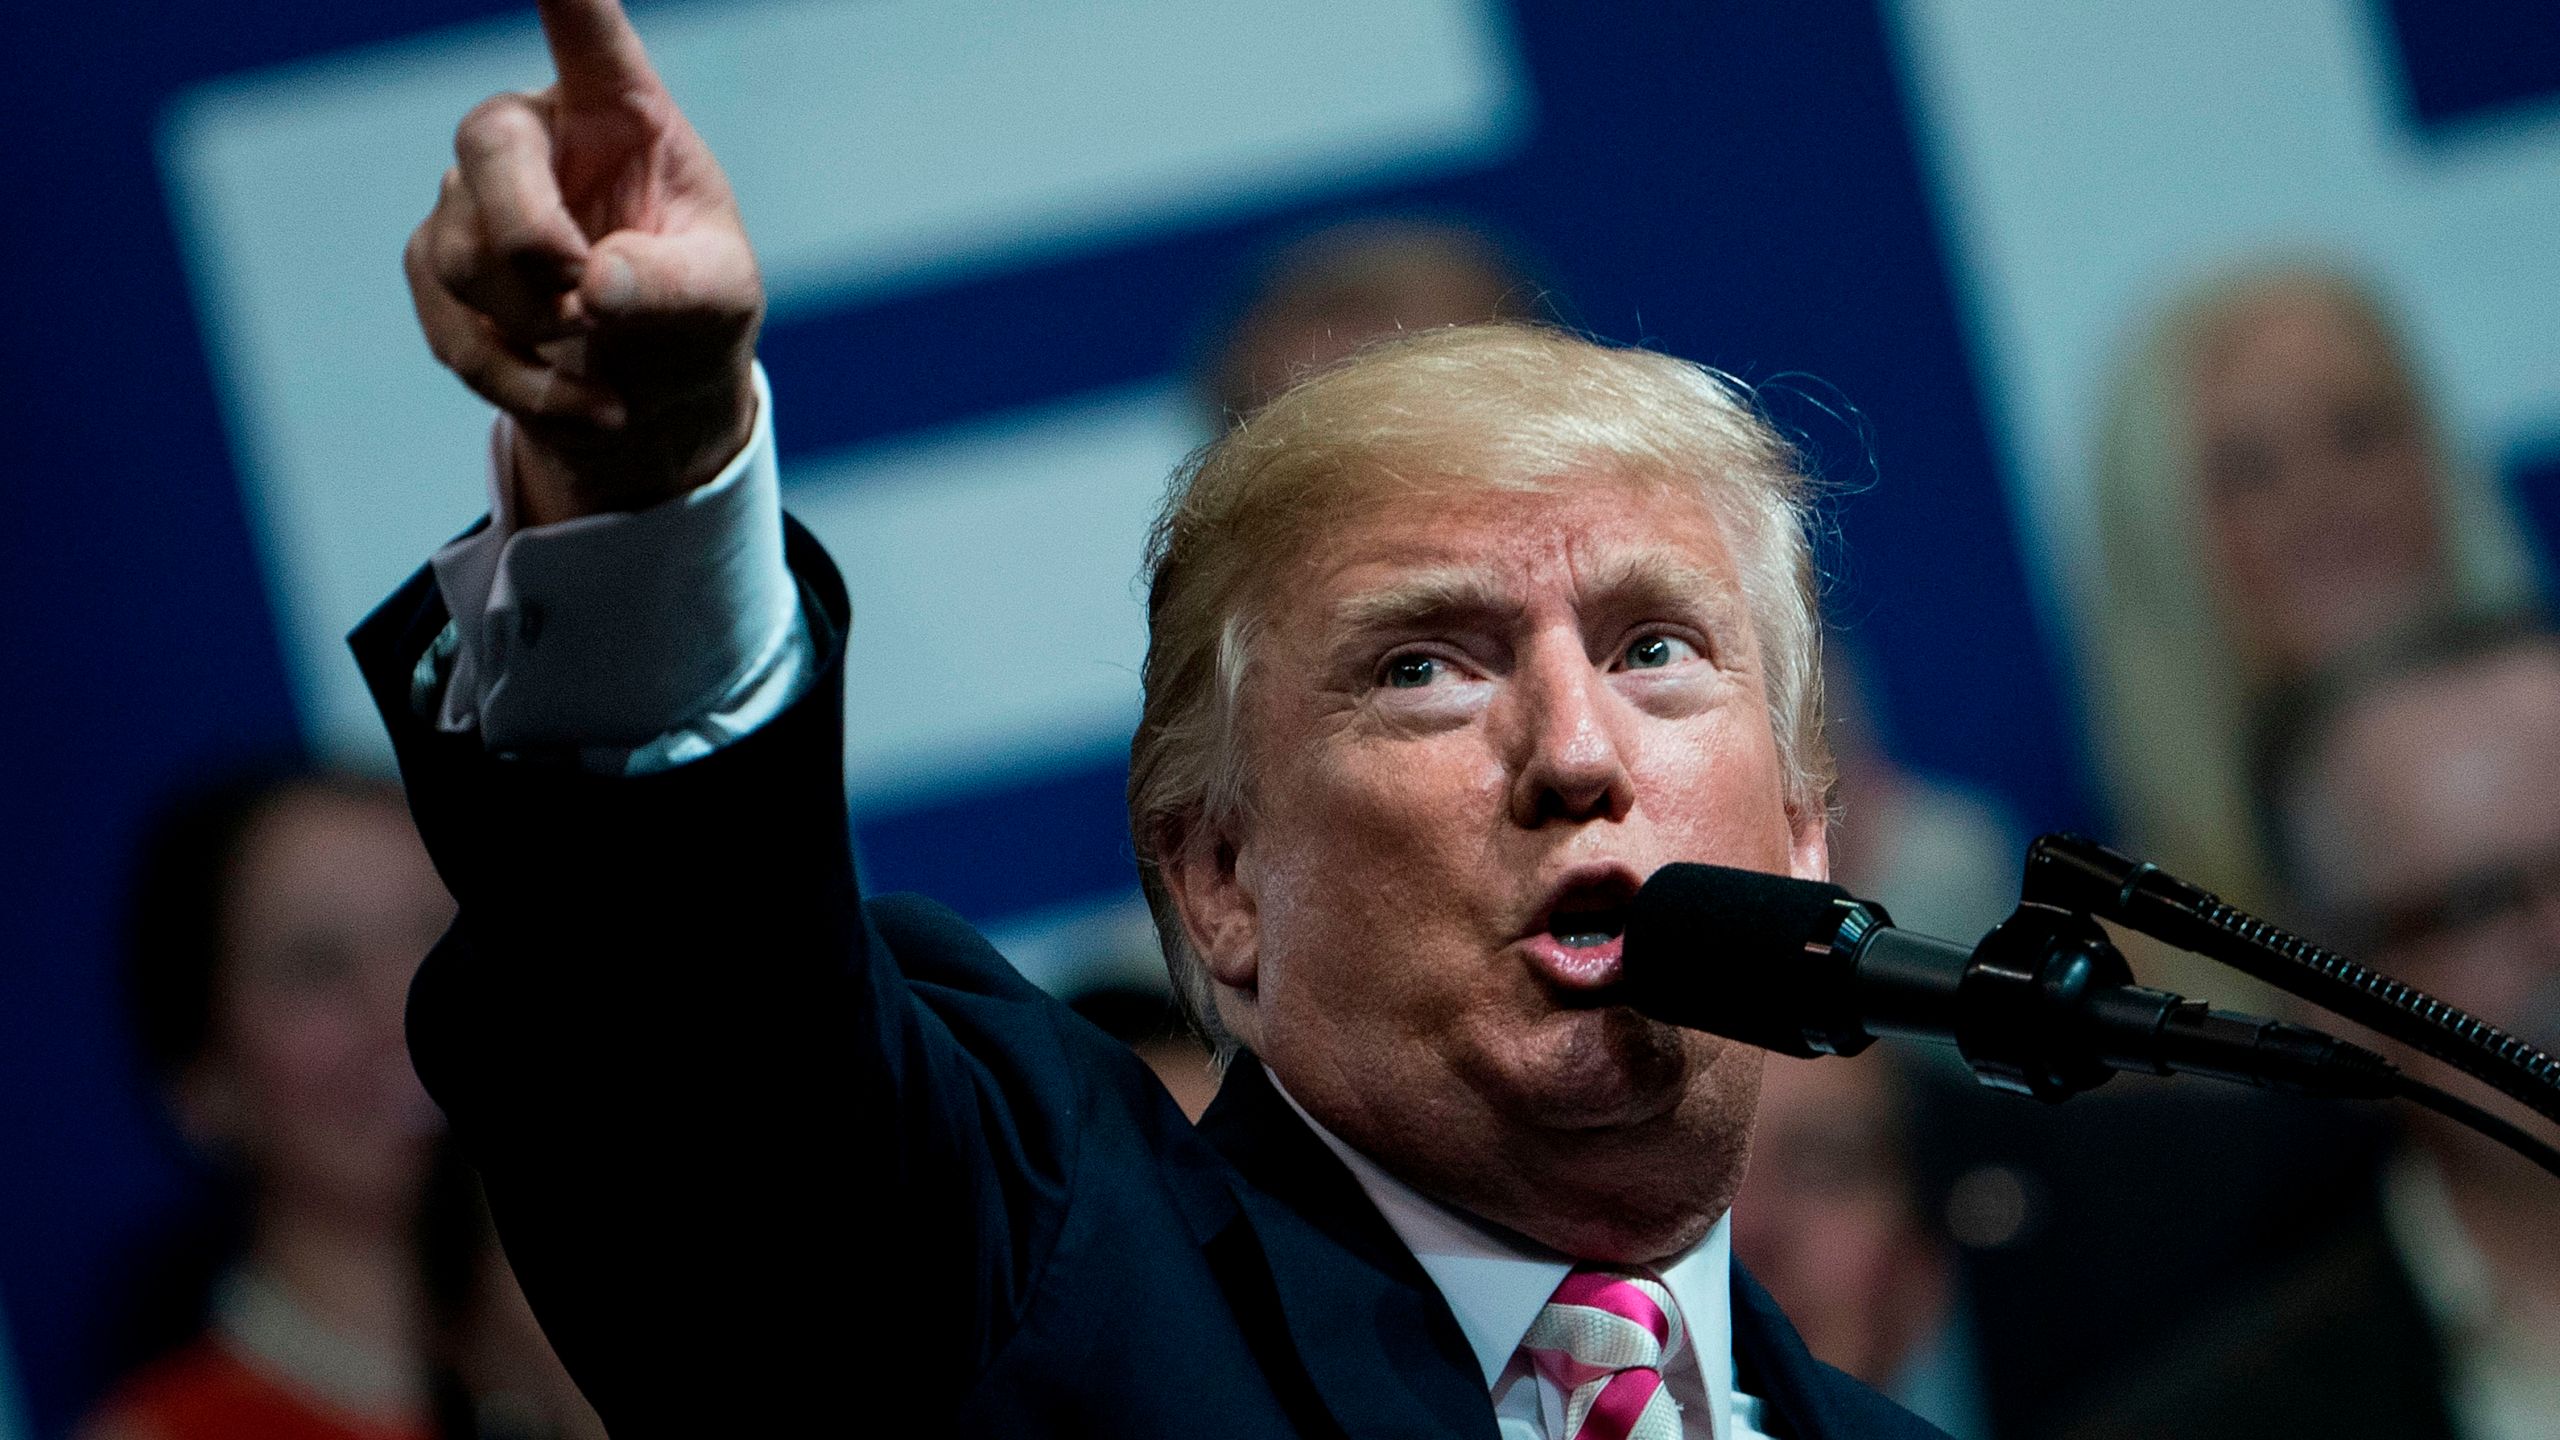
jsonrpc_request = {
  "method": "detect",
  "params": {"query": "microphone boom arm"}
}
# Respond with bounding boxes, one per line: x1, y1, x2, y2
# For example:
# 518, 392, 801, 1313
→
2019, 834, 2560, 1130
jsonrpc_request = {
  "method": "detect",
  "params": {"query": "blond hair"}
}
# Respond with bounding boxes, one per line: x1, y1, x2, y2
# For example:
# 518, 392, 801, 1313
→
2086, 261, 2536, 909
1129, 322, 1831, 1052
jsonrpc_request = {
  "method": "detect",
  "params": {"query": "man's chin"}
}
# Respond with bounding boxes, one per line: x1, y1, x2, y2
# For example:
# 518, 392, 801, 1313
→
1501, 1006, 1700, 1131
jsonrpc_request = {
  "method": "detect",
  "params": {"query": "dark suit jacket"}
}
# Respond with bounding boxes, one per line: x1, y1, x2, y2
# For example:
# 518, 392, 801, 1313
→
355, 521, 1946, 1438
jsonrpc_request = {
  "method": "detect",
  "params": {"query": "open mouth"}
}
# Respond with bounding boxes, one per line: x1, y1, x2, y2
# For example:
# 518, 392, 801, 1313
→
1546, 904, 1628, 951
1536, 867, 1641, 942
1524, 867, 1643, 988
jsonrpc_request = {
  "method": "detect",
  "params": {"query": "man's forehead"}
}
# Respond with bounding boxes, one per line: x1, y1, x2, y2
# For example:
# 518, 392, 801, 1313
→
1298, 478, 1740, 609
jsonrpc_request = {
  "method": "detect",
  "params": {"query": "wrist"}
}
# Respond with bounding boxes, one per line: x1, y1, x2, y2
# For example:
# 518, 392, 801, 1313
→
510, 360, 759, 528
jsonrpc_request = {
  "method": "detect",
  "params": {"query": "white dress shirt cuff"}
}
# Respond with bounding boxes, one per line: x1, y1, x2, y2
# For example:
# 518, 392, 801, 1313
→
426, 362, 813, 771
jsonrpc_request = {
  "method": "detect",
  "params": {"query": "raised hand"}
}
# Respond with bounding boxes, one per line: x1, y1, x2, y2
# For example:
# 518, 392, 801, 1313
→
405, 0, 764, 525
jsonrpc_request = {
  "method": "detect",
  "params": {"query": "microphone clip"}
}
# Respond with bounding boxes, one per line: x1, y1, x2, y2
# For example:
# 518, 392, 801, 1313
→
1956, 905, 2139, 1102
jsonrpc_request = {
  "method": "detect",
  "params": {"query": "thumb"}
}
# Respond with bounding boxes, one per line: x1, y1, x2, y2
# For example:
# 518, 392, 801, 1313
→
578, 225, 760, 329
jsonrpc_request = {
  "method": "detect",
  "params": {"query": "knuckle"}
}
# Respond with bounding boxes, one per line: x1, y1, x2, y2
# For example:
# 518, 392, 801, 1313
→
454, 93, 536, 159
431, 225, 482, 292
452, 109, 494, 160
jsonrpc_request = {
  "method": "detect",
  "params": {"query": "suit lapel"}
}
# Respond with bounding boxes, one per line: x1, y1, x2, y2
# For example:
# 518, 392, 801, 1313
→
1730, 1261, 1855, 1440
1193, 1059, 1501, 1440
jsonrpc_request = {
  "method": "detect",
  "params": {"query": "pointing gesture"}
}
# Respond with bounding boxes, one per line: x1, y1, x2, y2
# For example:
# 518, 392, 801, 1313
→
405, 0, 764, 525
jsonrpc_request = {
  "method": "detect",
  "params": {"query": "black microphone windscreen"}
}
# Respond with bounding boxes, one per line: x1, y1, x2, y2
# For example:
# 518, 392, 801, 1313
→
1622, 863, 1854, 1057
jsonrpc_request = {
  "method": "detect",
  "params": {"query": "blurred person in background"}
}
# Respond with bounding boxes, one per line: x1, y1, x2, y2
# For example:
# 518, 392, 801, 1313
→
84, 767, 449, 1440
2063, 614, 2560, 1440
1198, 215, 1543, 423
2082, 263, 2538, 955
1900, 261, 2536, 1439
1733, 1054, 1987, 1440
80, 768, 598, 1440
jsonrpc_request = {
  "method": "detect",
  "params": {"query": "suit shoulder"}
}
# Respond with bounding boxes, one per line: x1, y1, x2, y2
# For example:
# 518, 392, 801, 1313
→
863, 891, 1049, 1002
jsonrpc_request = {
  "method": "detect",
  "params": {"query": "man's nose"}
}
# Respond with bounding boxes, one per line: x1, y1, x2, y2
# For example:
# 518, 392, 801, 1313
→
1505, 645, 1636, 828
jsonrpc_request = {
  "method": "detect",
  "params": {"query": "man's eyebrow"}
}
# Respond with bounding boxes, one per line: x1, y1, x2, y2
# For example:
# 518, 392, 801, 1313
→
1331, 567, 1516, 635
1327, 552, 1745, 636
1581, 552, 1739, 617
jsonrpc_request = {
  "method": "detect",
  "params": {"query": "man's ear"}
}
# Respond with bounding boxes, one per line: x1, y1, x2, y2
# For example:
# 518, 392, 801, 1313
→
1159, 815, 1261, 996
1787, 805, 1831, 885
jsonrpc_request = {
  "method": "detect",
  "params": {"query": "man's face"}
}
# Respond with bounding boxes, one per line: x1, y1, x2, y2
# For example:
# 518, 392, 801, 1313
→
1169, 469, 1824, 1255
2316, 646, 2560, 1089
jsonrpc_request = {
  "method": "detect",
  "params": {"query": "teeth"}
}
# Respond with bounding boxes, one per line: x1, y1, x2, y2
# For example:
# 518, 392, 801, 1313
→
1545, 898, 1627, 951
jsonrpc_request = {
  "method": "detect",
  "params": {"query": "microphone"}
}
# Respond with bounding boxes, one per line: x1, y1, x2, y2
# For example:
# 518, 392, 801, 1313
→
1619, 862, 2398, 1102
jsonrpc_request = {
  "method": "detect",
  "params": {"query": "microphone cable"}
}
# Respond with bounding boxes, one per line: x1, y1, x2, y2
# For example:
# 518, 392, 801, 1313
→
2389, 1070, 2560, 1181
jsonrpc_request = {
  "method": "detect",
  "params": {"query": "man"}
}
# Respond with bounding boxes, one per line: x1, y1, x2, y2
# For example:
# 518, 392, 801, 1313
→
373, 1, 1946, 1434
2063, 616, 2560, 1440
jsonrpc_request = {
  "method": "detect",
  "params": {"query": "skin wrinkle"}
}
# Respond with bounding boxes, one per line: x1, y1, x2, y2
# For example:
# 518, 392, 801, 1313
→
1170, 473, 1826, 1263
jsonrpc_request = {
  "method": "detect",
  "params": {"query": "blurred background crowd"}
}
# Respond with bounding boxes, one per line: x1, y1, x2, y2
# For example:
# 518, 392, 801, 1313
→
3, 1, 2557, 1437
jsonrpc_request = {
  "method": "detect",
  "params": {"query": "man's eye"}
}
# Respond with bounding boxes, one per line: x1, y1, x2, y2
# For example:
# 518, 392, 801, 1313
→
1621, 634, 1696, 670
1382, 654, 1444, 688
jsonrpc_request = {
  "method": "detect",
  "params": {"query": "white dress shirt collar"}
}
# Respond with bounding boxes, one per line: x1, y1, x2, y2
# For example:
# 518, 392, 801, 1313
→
1267, 1067, 1744, 1436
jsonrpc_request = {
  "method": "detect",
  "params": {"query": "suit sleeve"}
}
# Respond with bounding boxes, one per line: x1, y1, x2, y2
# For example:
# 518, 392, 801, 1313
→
353, 521, 1082, 1430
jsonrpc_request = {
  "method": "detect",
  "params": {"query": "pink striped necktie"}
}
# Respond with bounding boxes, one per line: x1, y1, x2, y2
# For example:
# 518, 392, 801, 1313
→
1519, 1265, 1691, 1440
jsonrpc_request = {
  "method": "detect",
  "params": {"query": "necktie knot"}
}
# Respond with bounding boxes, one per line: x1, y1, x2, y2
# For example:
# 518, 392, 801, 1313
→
1519, 1265, 1688, 1440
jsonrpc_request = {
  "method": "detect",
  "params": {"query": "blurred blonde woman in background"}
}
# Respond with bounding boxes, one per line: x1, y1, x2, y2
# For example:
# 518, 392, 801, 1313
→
2084, 262, 2538, 966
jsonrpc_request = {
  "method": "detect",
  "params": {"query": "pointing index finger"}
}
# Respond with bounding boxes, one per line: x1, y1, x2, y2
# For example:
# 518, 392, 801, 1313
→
536, 0, 663, 104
